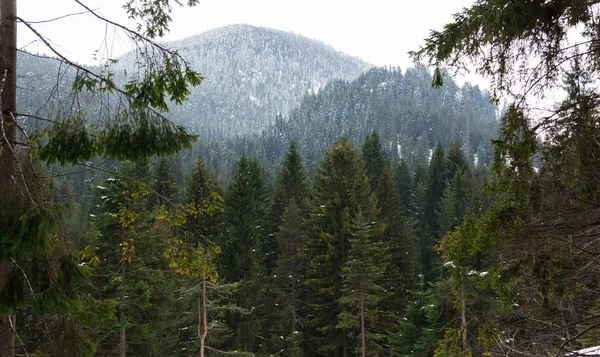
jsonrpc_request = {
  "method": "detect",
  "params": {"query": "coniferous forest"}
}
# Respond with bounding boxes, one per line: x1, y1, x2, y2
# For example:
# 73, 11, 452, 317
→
2, 1, 600, 357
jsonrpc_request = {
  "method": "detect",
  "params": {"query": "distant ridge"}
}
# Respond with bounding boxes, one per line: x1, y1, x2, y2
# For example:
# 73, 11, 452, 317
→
166, 24, 372, 137
16, 24, 372, 140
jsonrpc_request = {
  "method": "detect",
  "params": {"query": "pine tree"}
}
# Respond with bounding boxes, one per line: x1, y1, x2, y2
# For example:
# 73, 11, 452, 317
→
411, 161, 428, 226
445, 141, 470, 183
303, 137, 381, 357
1, 2, 202, 352
424, 143, 447, 237
437, 143, 471, 236
437, 171, 468, 236
152, 156, 180, 206
161, 153, 226, 357
186, 154, 224, 245
387, 278, 451, 357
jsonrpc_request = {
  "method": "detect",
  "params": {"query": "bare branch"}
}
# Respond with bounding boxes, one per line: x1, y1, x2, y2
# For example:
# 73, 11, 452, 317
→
22, 9, 98, 24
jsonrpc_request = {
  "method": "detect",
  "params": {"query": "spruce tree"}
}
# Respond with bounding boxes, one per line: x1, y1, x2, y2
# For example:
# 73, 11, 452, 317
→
186, 154, 224, 245
424, 143, 447, 237
376, 168, 415, 320
163, 153, 226, 357
421, 143, 446, 283
222, 152, 268, 353
411, 161, 428, 227
90, 162, 180, 356
266, 141, 310, 274
363, 133, 414, 320
1, 2, 202, 348
338, 212, 389, 357
393, 159, 414, 216
437, 143, 471, 236
445, 141, 470, 182
152, 156, 180, 206
270, 202, 305, 357
303, 137, 382, 357
362, 131, 389, 191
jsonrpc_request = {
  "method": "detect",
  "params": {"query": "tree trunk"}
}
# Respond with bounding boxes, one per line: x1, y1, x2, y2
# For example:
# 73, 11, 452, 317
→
199, 277, 208, 357
0, 0, 18, 355
360, 280, 366, 357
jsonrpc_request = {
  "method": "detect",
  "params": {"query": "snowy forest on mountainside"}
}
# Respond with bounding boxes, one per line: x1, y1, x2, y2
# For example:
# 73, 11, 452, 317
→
4, 1, 600, 356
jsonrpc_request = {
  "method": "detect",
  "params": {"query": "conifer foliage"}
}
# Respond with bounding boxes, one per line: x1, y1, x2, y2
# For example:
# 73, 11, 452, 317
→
222, 152, 269, 353
303, 137, 389, 357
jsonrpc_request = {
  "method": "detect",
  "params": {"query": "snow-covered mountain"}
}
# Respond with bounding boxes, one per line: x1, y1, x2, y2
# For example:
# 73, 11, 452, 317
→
17, 24, 372, 139
166, 24, 371, 137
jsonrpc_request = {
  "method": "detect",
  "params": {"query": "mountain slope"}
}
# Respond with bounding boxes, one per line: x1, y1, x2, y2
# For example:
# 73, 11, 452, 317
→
260, 65, 498, 170
196, 66, 498, 180
16, 24, 372, 139
168, 24, 371, 137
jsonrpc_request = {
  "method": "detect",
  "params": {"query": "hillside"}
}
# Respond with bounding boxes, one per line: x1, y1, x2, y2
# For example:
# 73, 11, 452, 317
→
166, 24, 371, 136
16, 24, 371, 139
198, 66, 499, 180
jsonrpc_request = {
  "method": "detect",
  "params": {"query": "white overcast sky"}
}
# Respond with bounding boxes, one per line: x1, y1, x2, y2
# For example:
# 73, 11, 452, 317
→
17, 0, 484, 86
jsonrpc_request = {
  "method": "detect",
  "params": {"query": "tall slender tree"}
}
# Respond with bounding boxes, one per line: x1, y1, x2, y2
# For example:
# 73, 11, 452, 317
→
421, 143, 446, 283
303, 137, 381, 357
362, 133, 415, 320
265, 141, 310, 274
376, 168, 415, 320
91, 162, 181, 356
270, 202, 305, 357
338, 212, 389, 357
413, 1, 600, 354
222, 152, 268, 353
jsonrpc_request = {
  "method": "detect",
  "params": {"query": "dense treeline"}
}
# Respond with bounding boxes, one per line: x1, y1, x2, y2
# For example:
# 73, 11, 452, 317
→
16, 131, 491, 356
16, 24, 370, 140
190, 66, 498, 182
6, 1, 600, 356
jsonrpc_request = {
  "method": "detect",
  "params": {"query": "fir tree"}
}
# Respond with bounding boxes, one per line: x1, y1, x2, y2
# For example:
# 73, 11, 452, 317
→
445, 141, 470, 183
1, 2, 202, 351
363, 133, 415, 321
152, 156, 180, 206
186, 154, 224, 245
424, 143, 447, 238
437, 143, 471, 236
411, 161, 428, 227
387, 279, 451, 357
